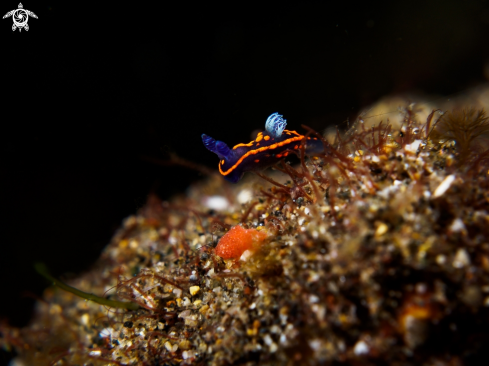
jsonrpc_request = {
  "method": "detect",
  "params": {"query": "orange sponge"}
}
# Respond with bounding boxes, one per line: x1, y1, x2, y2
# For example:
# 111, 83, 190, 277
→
215, 225, 268, 259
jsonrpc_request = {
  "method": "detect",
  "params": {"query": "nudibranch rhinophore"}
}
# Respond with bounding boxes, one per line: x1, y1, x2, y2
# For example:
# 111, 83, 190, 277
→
202, 113, 324, 182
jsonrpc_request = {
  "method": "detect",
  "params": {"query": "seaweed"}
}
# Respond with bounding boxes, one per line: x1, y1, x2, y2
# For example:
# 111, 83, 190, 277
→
34, 263, 140, 311
429, 108, 489, 170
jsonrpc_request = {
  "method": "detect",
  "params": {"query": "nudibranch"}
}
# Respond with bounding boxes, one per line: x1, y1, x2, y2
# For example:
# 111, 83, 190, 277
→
215, 225, 268, 259
202, 113, 324, 182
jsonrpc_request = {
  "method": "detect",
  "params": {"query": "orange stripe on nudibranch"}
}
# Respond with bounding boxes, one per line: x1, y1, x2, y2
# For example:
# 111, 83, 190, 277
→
233, 141, 255, 149
215, 225, 268, 259
264, 135, 270, 141
218, 135, 304, 176
284, 130, 301, 137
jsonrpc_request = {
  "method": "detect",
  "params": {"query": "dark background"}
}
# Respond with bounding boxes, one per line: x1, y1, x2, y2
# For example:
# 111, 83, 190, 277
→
2, 0, 489, 363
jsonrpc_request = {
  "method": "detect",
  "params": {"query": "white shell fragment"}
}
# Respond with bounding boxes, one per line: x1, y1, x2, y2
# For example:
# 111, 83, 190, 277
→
449, 218, 466, 233
452, 248, 470, 268
354, 340, 369, 355
202, 196, 229, 210
237, 189, 253, 204
404, 140, 422, 153
433, 175, 456, 198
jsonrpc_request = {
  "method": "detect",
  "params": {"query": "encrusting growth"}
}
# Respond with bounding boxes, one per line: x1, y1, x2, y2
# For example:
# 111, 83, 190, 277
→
214, 225, 268, 259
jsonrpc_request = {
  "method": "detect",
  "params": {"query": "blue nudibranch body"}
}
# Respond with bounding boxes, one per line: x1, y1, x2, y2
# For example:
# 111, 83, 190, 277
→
202, 113, 324, 183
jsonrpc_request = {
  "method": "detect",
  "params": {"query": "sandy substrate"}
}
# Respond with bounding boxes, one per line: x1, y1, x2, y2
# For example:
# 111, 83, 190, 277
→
3, 87, 489, 365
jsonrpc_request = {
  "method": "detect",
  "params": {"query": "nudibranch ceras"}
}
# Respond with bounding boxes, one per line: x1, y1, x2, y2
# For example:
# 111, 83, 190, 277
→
202, 113, 324, 183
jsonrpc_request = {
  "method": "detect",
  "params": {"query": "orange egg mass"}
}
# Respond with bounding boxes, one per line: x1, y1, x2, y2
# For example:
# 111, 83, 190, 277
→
215, 225, 268, 259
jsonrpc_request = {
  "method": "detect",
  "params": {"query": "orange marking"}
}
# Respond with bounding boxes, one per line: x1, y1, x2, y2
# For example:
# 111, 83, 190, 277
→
283, 152, 289, 157
294, 145, 299, 149
276, 154, 282, 158
221, 160, 225, 164
256, 134, 263, 142
284, 130, 301, 137
233, 141, 255, 149
264, 135, 270, 141
254, 159, 260, 163
219, 135, 304, 176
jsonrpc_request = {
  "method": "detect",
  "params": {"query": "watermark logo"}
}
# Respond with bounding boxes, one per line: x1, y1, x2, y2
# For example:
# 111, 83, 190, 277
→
3, 3, 37, 32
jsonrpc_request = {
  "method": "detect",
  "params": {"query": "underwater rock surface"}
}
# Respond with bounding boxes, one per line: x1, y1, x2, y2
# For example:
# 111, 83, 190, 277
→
3, 89, 489, 365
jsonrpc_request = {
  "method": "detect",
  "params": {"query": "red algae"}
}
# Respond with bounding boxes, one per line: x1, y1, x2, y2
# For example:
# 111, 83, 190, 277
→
215, 225, 268, 259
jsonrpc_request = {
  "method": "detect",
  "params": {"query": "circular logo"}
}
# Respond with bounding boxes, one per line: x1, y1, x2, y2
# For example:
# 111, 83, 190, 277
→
12, 9, 28, 27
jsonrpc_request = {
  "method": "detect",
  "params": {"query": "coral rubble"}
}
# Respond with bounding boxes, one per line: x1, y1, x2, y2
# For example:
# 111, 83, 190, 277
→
3, 91, 489, 365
